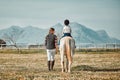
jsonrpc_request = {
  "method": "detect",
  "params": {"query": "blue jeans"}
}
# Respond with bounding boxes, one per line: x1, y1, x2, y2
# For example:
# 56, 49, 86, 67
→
58, 33, 72, 45
62, 33, 72, 38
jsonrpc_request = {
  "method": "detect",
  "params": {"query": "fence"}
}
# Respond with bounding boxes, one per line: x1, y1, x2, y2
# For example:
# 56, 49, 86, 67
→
0, 43, 120, 52
0, 44, 45, 49
76, 43, 120, 49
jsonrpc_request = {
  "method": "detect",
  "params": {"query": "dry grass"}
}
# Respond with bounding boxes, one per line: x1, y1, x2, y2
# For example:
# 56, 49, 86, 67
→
0, 51, 120, 80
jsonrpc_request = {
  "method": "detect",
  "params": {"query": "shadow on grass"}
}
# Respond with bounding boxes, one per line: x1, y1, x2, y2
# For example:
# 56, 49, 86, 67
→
72, 65, 120, 72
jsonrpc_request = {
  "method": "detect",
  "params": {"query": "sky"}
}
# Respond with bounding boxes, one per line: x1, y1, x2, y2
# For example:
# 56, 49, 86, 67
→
0, 0, 120, 39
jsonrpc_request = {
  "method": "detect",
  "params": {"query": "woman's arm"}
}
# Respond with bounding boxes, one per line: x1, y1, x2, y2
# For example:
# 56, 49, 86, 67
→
55, 35, 58, 54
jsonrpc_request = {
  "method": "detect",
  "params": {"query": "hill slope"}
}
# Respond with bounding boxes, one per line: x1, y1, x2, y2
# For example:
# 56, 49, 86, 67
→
0, 22, 120, 44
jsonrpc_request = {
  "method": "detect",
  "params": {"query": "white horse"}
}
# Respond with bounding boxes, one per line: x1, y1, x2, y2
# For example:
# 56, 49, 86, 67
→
59, 37, 75, 73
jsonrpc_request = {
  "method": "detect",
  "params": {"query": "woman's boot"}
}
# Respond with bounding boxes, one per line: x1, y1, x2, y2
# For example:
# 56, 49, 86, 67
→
48, 61, 51, 71
51, 60, 55, 70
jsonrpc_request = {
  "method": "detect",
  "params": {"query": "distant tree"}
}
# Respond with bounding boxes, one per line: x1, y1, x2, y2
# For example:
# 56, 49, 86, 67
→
2, 27, 24, 53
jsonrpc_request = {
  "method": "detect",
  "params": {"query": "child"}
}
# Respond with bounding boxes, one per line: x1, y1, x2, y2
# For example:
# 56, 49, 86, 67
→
62, 19, 72, 38
58, 19, 72, 45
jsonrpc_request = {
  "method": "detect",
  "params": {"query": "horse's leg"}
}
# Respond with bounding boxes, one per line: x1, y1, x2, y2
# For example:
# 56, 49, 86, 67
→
61, 56, 65, 72
66, 52, 72, 73
68, 59, 72, 73
66, 56, 68, 72
68, 39, 75, 73
60, 48, 65, 72
69, 50, 74, 73
61, 61, 65, 72
68, 40, 74, 73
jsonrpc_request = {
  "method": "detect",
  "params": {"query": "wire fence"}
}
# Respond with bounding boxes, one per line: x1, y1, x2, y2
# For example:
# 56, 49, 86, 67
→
0, 44, 45, 49
0, 43, 120, 52
76, 43, 120, 49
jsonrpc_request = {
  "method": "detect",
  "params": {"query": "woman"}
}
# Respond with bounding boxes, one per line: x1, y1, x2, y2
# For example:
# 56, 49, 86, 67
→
45, 28, 58, 71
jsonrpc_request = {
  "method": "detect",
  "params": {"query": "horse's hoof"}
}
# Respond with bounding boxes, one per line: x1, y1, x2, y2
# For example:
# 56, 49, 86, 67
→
62, 69, 65, 72
62, 70, 64, 73
68, 70, 71, 73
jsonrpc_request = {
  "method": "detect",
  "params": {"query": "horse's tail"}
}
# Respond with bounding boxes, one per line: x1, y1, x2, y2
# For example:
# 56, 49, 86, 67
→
66, 38, 72, 63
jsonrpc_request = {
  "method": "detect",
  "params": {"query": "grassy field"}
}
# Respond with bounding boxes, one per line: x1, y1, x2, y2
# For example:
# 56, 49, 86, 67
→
0, 50, 120, 80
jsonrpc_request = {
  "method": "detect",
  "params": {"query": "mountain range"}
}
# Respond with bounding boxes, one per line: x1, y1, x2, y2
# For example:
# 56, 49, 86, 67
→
0, 22, 120, 45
